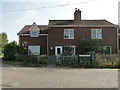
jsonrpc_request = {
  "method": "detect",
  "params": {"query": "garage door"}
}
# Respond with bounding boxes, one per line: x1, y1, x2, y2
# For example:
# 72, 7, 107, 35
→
28, 46, 40, 55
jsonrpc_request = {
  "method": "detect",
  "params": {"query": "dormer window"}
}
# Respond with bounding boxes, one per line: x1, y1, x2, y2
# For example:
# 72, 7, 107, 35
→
31, 32, 38, 37
29, 22, 40, 37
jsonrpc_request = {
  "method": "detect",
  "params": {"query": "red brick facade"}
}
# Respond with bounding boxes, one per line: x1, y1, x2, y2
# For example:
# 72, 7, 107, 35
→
48, 27, 117, 55
19, 35, 47, 55
18, 8, 118, 55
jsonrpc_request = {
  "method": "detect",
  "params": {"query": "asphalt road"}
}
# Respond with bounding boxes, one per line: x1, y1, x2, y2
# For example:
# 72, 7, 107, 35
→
2, 67, 118, 88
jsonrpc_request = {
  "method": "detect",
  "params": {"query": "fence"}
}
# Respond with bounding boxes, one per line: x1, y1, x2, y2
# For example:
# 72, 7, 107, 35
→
15, 54, 120, 68
46, 55, 94, 67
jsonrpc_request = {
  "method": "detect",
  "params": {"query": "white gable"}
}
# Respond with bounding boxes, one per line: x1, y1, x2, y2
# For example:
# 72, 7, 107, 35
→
29, 22, 40, 32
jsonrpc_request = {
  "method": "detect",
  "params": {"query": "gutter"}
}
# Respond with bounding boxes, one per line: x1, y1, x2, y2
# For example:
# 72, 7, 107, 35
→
49, 25, 116, 28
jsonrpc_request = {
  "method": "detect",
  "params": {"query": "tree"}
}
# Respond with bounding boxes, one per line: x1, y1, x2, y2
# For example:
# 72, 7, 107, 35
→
2, 32, 8, 51
3, 41, 23, 60
0, 33, 8, 55
0, 33, 2, 55
79, 38, 104, 54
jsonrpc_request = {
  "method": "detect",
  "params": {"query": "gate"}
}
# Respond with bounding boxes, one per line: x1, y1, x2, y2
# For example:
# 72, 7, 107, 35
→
46, 55, 95, 67
46, 56, 57, 66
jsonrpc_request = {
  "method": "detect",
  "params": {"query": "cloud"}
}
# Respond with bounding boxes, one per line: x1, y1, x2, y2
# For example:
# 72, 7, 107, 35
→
16, 9, 39, 25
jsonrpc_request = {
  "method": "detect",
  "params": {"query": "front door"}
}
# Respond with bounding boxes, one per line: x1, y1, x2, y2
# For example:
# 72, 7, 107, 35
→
104, 46, 111, 54
55, 46, 62, 55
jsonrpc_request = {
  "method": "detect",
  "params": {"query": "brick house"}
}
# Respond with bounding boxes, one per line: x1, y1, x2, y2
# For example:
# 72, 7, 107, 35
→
17, 8, 118, 55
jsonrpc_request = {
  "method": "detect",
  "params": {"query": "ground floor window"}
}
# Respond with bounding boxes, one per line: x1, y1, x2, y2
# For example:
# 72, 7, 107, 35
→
28, 46, 40, 55
104, 46, 111, 54
63, 45, 75, 55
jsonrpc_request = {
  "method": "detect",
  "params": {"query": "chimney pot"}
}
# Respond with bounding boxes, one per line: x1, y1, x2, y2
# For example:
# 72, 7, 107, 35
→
75, 8, 77, 11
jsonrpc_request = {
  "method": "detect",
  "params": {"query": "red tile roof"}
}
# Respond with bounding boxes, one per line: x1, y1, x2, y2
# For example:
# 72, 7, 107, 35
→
18, 19, 116, 35
17, 25, 49, 35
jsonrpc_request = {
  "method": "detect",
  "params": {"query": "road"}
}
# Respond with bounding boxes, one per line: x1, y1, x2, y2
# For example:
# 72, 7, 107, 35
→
0, 56, 118, 88
2, 67, 118, 88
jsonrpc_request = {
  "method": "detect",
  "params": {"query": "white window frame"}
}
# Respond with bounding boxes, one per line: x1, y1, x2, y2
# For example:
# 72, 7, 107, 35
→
64, 46, 76, 55
91, 29, 102, 39
30, 31, 38, 37
71, 46, 75, 55
55, 46, 63, 55
64, 29, 74, 39
28, 45, 40, 55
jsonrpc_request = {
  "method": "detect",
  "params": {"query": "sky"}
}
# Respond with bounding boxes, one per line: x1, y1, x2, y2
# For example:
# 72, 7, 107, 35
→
118, 1, 120, 25
1, 0, 120, 43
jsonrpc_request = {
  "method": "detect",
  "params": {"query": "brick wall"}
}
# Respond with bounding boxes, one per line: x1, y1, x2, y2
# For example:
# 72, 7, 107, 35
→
19, 35, 47, 55
48, 27, 117, 55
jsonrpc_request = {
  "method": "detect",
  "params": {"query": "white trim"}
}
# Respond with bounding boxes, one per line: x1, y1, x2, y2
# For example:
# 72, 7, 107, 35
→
19, 34, 48, 36
79, 55, 91, 57
30, 32, 38, 37
72, 46, 75, 55
55, 46, 62, 55
91, 29, 102, 39
29, 23, 40, 31
50, 25, 116, 28
64, 45, 76, 55
28, 45, 40, 55
64, 29, 74, 39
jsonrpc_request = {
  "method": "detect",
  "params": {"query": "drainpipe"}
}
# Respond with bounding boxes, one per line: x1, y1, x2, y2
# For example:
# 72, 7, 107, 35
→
116, 25, 119, 55
47, 35, 49, 55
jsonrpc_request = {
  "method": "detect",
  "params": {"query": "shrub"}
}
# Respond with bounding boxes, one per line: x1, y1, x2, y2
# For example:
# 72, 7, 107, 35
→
56, 60, 62, 66
37, 55, 47, 65
79, 38, 104, 54
15, 55, 47, 67
3, 41, 18, 60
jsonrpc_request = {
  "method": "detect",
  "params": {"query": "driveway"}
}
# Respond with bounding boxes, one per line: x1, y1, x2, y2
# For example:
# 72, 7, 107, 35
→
2, 67, 118, 88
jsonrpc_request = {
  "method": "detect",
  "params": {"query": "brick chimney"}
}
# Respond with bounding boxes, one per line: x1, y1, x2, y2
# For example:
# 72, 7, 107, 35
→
74, 8, 81, 22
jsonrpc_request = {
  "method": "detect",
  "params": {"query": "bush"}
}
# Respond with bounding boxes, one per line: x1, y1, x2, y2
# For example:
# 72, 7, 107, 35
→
95, 54, 120, 68
15, 55, 47, 67
37, 55, 47, 65
3, 41, 18, 60
56, 60, 62, 66
79, 38, 104, 54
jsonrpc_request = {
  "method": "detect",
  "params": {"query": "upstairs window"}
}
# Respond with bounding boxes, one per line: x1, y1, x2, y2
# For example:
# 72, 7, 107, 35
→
91, 29, 102, 39
64, 29, 74, 39
31, 32, 38, 37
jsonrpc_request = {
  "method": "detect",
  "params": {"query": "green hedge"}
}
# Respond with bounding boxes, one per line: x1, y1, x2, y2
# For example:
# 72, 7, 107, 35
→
15, 55, 47, 67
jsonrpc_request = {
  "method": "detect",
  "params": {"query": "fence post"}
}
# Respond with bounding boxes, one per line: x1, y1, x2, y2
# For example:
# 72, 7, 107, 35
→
78, 54, 80, 64
90, 55, 92, 65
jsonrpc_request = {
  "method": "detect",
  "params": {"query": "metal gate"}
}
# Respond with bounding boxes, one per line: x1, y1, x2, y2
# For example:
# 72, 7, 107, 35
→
46, 56, 57, 66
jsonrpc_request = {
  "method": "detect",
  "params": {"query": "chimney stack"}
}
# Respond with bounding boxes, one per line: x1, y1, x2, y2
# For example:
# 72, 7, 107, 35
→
74, 8, 81, 22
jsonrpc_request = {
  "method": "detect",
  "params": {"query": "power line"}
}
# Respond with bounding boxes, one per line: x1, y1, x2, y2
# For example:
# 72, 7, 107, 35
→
2, 0, 102, 13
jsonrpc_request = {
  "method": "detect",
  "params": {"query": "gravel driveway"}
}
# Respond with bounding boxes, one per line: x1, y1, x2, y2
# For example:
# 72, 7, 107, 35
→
2, 67, 118, 88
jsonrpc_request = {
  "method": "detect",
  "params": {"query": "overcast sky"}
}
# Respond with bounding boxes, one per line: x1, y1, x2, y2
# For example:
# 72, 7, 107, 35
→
1, 0, 120, 43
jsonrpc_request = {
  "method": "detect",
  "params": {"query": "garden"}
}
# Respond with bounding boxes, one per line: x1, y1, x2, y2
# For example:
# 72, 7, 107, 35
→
1, 38, 120, 68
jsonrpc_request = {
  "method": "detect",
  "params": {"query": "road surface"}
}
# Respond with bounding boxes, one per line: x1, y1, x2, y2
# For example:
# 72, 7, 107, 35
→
2, 67, 118, 88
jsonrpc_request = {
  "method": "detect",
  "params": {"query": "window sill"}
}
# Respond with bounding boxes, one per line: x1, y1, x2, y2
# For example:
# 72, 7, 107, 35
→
64, 38, 74, 39
30, 36, 39, 37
